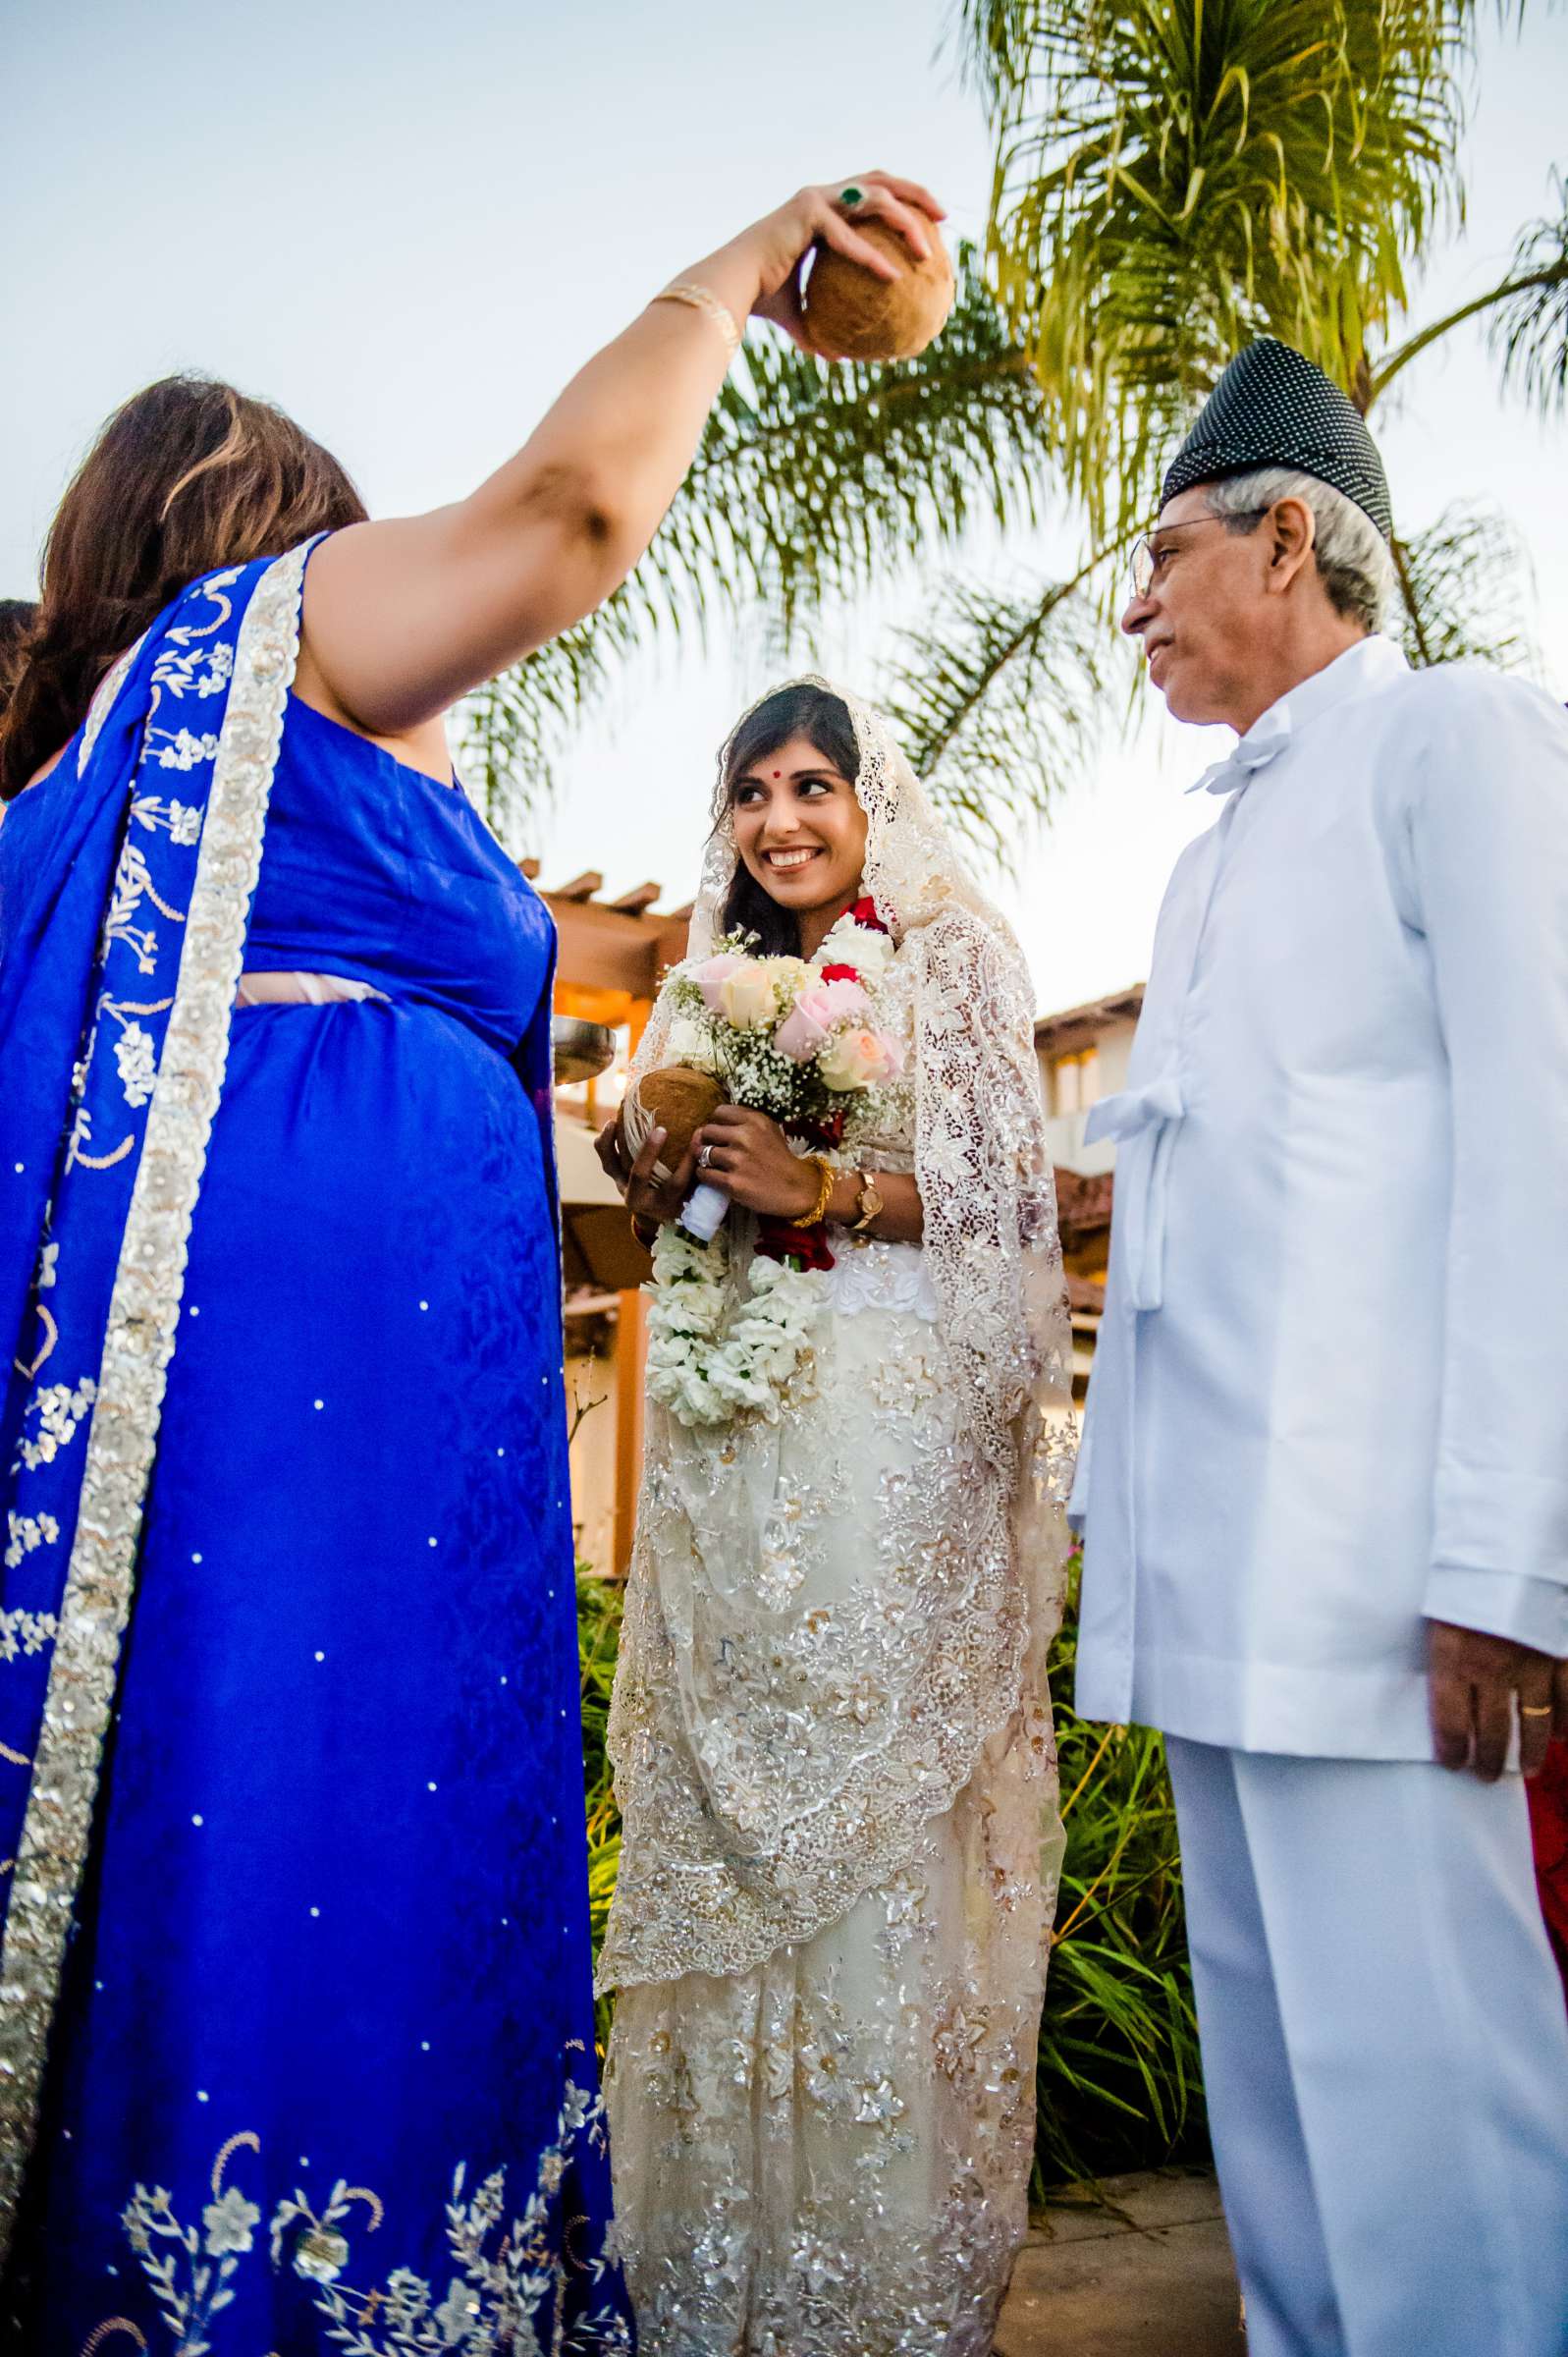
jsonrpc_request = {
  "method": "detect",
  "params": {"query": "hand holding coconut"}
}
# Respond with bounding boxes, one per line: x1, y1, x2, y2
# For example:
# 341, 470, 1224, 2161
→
595, 1068, 716, 1234
613, 1065, 733, 1242
735, 171, 952, 358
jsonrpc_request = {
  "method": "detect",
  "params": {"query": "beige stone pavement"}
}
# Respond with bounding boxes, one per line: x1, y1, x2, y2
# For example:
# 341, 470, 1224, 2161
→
996, 2170, 1245, 2357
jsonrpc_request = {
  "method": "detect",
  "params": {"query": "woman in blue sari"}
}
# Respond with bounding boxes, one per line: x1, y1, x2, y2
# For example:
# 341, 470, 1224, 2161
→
0, 172, 946, 2350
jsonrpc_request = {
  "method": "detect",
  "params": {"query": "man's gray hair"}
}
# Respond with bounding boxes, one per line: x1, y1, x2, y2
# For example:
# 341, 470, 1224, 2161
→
1204, 467, 1394, 633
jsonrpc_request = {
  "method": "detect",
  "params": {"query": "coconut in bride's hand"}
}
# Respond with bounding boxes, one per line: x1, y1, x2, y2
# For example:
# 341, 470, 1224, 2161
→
619, 1067, 730, 1241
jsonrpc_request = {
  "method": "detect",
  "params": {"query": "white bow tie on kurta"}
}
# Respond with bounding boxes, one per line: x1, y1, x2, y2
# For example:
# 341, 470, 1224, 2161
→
1187, 700, 1293, 797
1083, 1073, 1185, 1311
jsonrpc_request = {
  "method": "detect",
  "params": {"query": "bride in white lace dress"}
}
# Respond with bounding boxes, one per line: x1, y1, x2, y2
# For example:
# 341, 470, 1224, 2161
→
594, 680, 1076, 2357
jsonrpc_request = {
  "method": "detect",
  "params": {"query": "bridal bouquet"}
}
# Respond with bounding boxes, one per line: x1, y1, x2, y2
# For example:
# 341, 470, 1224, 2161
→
644, 898, 904, 1428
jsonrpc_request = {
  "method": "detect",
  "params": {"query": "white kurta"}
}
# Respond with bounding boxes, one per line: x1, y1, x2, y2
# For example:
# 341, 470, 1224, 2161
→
1073, 633, 1568, 1755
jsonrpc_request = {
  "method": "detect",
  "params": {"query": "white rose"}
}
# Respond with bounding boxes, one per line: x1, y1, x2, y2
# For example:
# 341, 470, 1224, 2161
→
759, 956, 811, 996
666, 1016, 714, 1068
718, 961, 778, 1030
847, 927, 894, 976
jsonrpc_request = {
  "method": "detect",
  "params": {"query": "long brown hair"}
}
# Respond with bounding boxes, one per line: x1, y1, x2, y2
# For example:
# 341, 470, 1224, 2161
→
0, 375, 367, 799
0, 600, 37, 725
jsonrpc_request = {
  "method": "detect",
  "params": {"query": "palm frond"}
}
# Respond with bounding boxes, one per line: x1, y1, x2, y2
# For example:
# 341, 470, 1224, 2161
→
650, 244, 1057, 639
454, 604, 635, 855
459, 249, 1058, 846
882, 567, 1118, 868
1391, 501, 1539, 672
963, 0, 1478, 530
1488, 169, 1568, 418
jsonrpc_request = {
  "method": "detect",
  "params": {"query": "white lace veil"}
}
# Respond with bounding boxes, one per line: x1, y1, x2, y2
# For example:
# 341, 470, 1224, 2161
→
683, 676, 1017, 960
632, 672, 1074, 1494
609, 678, 1075, 1988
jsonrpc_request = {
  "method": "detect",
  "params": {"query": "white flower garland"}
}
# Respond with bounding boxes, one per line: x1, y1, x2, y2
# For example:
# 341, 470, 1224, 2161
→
644, 1223, 822, 1428
816, 907, 895, 979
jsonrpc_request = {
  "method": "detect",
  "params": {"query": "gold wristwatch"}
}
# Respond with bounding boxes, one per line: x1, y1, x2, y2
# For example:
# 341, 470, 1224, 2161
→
851, 1171, 885, 1235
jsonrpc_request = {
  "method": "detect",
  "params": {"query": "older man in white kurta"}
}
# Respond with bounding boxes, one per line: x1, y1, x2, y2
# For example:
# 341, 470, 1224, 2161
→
1072, 339, 1568, 2357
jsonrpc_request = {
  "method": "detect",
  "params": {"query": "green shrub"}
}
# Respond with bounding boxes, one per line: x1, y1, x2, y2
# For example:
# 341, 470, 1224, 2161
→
576, 1566, 623, 2050
1036, 1548, 1208, 2186
577, 1553, 1209, 2185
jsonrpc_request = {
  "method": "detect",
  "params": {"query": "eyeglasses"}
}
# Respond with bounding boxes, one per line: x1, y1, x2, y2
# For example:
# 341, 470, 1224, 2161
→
1129, 508, 1270, 598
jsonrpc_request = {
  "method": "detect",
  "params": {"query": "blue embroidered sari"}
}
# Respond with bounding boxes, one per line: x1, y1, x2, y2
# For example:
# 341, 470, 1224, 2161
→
0, 549, 633, 2350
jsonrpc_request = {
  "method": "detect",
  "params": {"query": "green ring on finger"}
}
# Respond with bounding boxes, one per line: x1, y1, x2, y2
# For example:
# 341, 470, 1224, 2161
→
839, 185, 865, 208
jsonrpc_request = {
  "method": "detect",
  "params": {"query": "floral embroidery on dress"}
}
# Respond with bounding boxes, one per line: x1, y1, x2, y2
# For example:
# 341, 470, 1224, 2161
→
3, 1511, 60, 1571
15, 1377, 96, 1471
132, 794, 206, 847
0, 1607, 59, 1660
139, 577, 238, 770
106, 2088, 632, 2356
112, 1022, 159, 1109
102, 841, 184, 976
822, 1235, 940, 1322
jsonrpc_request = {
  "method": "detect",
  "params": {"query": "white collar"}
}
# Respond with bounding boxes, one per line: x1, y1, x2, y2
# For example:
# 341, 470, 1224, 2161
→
1189, 634, 1407, 798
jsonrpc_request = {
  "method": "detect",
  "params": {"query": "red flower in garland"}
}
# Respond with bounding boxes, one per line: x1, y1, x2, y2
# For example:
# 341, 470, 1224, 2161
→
755, 1217, 836, 1272
849, 895, 888, 933
820, 962, 860, 984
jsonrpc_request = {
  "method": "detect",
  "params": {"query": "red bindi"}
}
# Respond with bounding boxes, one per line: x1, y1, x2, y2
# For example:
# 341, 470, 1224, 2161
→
772, 769, 782, 778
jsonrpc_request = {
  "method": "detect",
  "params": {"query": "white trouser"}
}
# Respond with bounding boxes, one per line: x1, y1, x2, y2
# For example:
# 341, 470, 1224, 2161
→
1165, 1737, 1568, 2357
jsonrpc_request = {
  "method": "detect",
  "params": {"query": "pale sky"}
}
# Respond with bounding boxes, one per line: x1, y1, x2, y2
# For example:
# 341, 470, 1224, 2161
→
5, 1, 1565, 1019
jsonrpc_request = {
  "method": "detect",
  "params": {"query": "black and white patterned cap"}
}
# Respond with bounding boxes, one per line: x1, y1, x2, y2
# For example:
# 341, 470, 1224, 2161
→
1161, 338, 1392, 541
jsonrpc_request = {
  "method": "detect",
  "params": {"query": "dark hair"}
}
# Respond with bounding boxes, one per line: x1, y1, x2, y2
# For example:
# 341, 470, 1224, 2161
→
0, 600, 38, 723
718, 684, 861, 952
0, 375, 367, 799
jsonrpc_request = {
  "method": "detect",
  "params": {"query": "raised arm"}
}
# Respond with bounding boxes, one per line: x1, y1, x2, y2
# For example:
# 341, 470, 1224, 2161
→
298, 173, 944, 737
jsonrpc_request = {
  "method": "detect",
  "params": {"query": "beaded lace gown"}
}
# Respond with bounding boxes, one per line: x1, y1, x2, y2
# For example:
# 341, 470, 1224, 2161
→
597, 683, 1075, 2357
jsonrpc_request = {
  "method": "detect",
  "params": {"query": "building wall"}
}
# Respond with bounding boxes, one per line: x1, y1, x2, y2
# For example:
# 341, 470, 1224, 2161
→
1037, 1015, 1138, 1177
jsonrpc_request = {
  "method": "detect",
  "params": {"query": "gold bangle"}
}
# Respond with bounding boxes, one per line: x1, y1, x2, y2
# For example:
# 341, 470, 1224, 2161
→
652, 281, 741, 358
801, 1154, 836, 1228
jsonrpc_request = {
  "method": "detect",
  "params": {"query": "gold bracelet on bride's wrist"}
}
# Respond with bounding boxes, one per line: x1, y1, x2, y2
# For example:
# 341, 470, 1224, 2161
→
651, 281, 742, 358
799, 1155, 836, 1228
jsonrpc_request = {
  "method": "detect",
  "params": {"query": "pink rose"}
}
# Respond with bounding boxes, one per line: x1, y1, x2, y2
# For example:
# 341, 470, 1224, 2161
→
820, 1026, 902, 1091
815, 977, 871, 1023
775, 978, 872, 1062
691, 953, 745, 1013
776, 993, 833, 1062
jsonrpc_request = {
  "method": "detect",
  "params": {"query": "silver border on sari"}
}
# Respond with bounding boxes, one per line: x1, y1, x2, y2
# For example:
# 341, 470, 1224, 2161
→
0, 544, 310, 2253
77, 630, 148, 777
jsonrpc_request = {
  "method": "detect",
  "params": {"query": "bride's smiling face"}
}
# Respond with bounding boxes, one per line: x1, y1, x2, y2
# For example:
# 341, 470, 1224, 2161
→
730, 733, 868, 916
